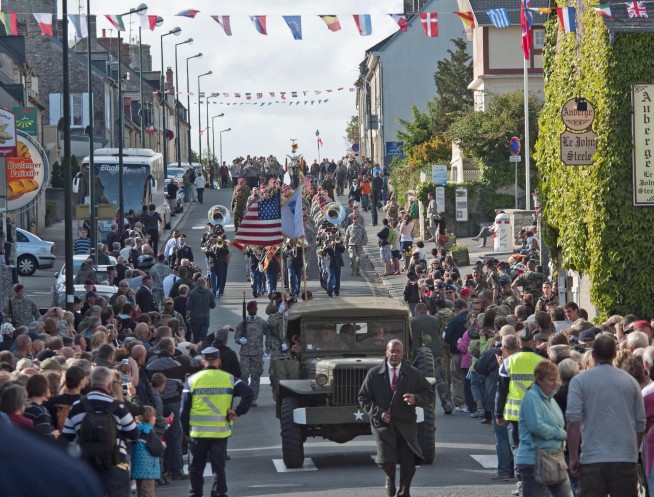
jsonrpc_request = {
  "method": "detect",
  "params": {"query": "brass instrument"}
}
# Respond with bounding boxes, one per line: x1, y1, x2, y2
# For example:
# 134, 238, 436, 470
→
208, 205, 231, 226
323, 201, 345, 224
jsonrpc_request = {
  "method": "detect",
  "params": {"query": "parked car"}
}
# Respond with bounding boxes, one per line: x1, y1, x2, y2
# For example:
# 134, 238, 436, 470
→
15, 228, 56, 276
52, 254, 117, 296
53, 284, 119, 308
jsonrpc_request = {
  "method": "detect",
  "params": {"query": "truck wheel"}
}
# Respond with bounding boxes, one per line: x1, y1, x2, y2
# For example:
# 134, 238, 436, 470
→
418, 404, 436, 464
412, 347, 435, 378
281, 397, 304, 468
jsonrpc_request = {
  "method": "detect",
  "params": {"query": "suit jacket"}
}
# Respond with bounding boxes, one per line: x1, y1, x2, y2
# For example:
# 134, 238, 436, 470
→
358, 360, 435, 464
135, 285, 158, 313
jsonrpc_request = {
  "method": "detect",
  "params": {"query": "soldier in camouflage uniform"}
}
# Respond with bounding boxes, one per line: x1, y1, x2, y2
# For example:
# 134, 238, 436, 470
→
265, 299, 291, 381
344, 215, 368, 275
230, 179, 250, 231
499, 276, 519, 312
511, 259, 546, 301
410, 303, 455, 414
485, 259, 501, 304
7, 284, 40, 328
234, 300, 272, 406
149, 253, 172, 309
471, 266, 489, 297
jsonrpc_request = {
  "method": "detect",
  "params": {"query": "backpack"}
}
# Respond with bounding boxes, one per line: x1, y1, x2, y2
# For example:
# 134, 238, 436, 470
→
386, 228, 398, 245
78, 398, 120, 469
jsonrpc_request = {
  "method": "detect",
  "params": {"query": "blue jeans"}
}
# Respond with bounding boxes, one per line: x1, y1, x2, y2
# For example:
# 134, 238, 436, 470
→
517, 464, 573, 497
182, 185, 190, 202
361, 194, 370, 211
250, 268, 264, 296
326, 266, 341, 295
507, 420, 521, 480
288, 267, 301, 296
266, 270, 278, 295
493, 414, 513, 477
209, 267, 219, 293
191, 320, 209, 343
163, 400, 184, 475
470, 369, 484, 403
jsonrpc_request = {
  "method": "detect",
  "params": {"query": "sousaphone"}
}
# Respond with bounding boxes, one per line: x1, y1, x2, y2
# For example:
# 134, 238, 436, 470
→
208, 205, 231, 226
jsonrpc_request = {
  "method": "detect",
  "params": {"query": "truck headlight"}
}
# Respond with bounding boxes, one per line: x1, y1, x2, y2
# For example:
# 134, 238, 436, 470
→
315, 373, 328, 386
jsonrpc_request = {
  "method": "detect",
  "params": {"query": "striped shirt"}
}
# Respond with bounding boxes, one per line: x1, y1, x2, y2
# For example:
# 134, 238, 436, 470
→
61, 390, 138, 462
73, 236, 92, 255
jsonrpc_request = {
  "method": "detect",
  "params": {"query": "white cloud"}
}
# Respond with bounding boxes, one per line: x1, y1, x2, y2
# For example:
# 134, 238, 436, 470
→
90, 0, 403, 162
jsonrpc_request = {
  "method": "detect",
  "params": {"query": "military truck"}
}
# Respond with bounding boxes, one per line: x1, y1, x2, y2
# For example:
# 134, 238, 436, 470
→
272, 297, 436, 468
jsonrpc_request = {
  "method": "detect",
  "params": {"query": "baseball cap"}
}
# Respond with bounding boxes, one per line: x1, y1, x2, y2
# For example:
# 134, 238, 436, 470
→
177, 342, 193, 356
499, 276, 512, 286
0, 322, 15, 335
517, 327, 535, 341
164, 297, 174, 304
40, 357, 65, 371
579, 327, 601, 342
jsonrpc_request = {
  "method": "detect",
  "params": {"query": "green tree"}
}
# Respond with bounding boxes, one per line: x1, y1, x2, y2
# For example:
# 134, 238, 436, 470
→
447, 90, 541, 187
396, 106, 433, 155
344, 115, 359, 145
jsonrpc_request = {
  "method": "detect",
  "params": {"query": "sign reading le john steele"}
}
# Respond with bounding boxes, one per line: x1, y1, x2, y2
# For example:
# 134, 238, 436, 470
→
633, 84, 654, 206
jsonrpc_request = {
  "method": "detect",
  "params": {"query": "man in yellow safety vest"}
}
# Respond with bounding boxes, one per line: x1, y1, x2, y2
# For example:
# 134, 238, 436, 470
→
494, 327, 543, 495
180, 346, 253, 497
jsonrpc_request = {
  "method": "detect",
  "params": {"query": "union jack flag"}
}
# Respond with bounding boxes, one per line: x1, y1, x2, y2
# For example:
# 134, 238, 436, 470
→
626, 1, 648, 17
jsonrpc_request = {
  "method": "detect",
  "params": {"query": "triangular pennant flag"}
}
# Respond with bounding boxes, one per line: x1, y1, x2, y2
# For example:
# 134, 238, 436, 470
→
140, 15, 159, 31
389, 14, 408, 32
353, 15, 372, 36
486, 8, 510, 28
420, 12, 438, 37
105, 14, 125, 31
33, 13, 53, 36
283, 16, 302, 40
521, 0, 533, 60
526, 7, 552, 14
176, 10, 200, 18
68, 14, 88, 38
556, 7, 576, 32
0, 12, 18, 36
454, 11, 476, 29
250, 16, 267, 35
591, 4, 613, 16
319, 15, 341, 32
211, 16, 232, 36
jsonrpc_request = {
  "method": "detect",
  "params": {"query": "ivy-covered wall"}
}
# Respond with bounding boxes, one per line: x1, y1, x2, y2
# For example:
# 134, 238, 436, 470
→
534, 11, 654, 317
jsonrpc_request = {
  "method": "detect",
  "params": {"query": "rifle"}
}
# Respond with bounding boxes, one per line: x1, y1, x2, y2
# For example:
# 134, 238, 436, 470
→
242, 292, 247, 338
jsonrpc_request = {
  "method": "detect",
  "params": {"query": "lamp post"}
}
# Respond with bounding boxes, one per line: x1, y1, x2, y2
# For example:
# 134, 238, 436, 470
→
185, 52, 202, 162
205, 99, 220, 183
160, 26, 181, 177
116, 4, 148, 238
63, 0, 73, 310
139, 15, 163, 148
219, 128, 231, 175
211, 114, 225, 174
174, 38, 192, 166
197, 70, 212, 163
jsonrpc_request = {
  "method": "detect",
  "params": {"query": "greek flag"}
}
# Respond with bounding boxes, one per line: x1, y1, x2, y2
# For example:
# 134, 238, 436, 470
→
487, 8, 510, 28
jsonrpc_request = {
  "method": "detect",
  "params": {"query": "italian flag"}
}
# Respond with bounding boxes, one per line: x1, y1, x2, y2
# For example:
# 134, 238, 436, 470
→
0, 12, 18, 36
105, 14, 125, 31
591, 4, 613, 17
33, 13, 53, 37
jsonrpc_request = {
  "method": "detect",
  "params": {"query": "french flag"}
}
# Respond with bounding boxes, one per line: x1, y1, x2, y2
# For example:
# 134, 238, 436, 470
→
353, 14, 372, 36
176, 10, 200, 18
556, 7, 576, 33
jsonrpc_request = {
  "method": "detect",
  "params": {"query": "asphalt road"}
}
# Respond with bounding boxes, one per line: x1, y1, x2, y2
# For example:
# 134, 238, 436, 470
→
25, 187, 516, 496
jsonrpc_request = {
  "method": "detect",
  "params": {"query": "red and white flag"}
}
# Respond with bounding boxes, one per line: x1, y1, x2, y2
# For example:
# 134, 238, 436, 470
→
420, 12, 438, 37
33, 13, 53, 36
389, 14, 408, 31
140, 15, 159, 31
211, 16, 232, 36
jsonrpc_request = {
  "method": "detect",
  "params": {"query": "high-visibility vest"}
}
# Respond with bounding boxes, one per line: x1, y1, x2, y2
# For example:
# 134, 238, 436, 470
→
504, 351, 543, 422
188, 369, 234, 438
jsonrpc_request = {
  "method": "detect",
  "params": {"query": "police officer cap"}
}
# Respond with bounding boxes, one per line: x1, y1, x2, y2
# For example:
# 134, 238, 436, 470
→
201, 347, 221, 360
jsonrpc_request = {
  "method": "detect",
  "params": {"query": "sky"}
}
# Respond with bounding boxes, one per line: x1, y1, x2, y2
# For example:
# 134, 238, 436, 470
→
79, 0, 404, 164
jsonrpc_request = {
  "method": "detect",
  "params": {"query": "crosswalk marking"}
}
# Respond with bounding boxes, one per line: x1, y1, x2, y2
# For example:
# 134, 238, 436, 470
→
470, 454, 498, 469
272, 458, 317, 472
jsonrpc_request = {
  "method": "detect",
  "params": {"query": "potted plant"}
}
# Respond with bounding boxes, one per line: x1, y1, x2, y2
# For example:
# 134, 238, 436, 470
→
449, 243, 469, 266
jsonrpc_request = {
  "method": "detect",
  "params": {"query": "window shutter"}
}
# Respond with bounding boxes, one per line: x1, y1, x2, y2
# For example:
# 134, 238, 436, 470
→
49, 93, 61, 125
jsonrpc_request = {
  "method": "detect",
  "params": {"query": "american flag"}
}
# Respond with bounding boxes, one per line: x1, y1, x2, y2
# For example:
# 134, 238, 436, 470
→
232, 193, 282, 250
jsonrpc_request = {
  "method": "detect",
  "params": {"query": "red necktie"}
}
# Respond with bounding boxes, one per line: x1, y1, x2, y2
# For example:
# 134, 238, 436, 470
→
391, 367, 398, 392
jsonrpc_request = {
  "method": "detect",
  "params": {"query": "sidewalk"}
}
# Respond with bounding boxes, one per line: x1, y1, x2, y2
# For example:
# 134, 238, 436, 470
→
348, 200, 491, 299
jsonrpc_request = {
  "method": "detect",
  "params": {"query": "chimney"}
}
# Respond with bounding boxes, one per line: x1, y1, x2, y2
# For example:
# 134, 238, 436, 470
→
166, 67, 173, 85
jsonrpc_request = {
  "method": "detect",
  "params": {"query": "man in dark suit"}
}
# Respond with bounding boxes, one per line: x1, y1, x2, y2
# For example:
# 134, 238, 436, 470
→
359, 339, 435, 497
135, 275, 158, 313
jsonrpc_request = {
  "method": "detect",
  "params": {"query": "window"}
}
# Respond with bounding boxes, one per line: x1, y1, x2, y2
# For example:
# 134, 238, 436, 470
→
71, 93, 83, 126
533, 29, 545, 50
48, 92, 90, 128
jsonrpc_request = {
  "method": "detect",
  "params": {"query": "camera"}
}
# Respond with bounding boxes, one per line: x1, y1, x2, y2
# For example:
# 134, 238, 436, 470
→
121, 358, 130, 365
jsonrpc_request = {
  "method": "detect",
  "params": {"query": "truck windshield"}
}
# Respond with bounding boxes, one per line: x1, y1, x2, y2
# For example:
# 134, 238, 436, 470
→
94, 163, 149, 213
302, 321, 405, 353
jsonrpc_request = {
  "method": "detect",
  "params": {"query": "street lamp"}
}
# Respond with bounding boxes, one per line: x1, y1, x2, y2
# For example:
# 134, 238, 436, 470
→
205, 98, 220, 183
185, 52, 202, 161
219, 128, 232, 175
211, 114, 225, 177
174, 38, 192, 166
197, 70, 212, 163
117, 3, 148, 236
160, 26, 182, 177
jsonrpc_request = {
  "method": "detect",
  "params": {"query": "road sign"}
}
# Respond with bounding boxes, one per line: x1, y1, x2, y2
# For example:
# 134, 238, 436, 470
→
385, 141, 405, 157
509, 137, 521, 156
432, 165, 448, 185
509, 155, 521, 162
351, 143, 360, 152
